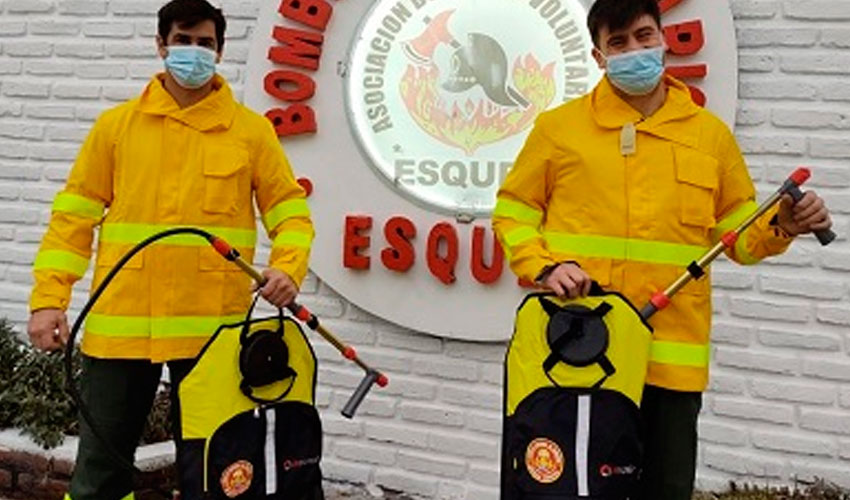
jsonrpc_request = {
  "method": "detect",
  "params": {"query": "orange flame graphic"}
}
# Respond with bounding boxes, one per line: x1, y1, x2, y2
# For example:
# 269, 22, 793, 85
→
400, 54, 556, 155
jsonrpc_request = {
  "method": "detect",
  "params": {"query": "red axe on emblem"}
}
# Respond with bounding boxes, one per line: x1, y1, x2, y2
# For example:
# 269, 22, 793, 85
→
402, 10, 459, 64
402, 10, 529, 109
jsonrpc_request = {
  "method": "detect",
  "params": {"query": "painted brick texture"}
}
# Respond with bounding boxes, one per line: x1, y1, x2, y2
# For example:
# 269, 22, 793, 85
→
0, 0, 848, 498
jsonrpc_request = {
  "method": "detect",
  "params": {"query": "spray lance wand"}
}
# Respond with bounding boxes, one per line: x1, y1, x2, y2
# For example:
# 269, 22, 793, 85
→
641, 167, 836, 320
207, 237, 389, 419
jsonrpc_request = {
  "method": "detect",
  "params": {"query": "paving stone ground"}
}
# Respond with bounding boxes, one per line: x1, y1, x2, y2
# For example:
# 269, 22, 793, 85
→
325, 482, 413, 500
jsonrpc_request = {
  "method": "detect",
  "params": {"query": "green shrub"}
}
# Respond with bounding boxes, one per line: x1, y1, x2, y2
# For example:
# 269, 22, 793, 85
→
143, 387, 173, 444
0, 320, 172, 449
694, 480, 850, 499
0, 320, 79, 448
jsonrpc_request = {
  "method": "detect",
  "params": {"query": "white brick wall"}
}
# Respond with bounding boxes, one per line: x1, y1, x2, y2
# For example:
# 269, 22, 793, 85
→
0, 0, 848, 497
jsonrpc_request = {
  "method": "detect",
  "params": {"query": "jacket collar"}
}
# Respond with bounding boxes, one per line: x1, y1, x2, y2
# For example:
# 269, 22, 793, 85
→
137, 73, 236, 132
590, 75, 701, 148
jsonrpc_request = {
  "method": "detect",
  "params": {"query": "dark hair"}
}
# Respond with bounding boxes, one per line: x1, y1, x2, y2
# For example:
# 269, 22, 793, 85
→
587, 0, 661, 47
158, 0, 227, 51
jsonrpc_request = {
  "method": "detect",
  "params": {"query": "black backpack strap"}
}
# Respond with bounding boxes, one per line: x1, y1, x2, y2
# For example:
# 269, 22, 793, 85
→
543, 316, 584, 373
591, 355, 617, 390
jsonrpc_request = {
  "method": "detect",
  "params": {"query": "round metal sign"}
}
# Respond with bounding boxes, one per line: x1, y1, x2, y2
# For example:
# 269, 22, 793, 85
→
245, 0, 739, 341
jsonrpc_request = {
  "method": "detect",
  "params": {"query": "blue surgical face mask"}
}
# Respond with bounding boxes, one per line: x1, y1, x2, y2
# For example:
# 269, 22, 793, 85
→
164, 45, 217, 89
604, 46, 665, 96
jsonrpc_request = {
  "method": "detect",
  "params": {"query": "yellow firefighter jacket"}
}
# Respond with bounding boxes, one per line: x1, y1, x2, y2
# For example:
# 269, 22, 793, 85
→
30, 74, 314, 362
493, 75, 793, 392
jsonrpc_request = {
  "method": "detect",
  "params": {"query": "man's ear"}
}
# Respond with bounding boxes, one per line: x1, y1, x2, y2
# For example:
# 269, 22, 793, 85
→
592, 47, 606, 70
156, 35, 168, 59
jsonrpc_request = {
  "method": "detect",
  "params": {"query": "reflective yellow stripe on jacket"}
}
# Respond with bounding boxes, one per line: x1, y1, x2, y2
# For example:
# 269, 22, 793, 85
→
34, 249, 90, 277
651, 340, 710, 367
32, 192, 104, 278
543, 232, 708, 266
493, 198, 544, 226
86, 314, 245, 338
504, 226, 541, 248
262, 198, 311, 232
273, 230, 312, 249
53, 192, 105, 219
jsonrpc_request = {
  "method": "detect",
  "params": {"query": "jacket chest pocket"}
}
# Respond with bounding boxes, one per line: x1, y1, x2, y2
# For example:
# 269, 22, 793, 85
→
674, 147, 718, 229
203, 147, 249, 215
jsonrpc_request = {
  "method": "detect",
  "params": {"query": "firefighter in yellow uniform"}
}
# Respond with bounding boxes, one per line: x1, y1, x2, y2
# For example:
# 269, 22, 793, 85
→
26, 1, 313, 499
493, 1, 832, 499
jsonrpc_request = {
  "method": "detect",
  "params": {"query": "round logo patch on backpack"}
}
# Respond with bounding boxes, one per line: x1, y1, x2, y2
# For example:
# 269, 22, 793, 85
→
221, 460, 254, 498
525, 438, 564, 484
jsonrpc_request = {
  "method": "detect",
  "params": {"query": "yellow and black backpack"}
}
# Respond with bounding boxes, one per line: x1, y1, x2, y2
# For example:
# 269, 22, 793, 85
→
177, 296, 323, 500
502, 285, 653, 499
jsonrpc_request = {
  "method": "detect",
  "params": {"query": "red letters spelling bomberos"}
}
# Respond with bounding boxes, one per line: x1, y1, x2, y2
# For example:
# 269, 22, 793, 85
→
263, 0, 336, 136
